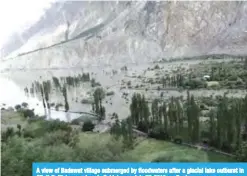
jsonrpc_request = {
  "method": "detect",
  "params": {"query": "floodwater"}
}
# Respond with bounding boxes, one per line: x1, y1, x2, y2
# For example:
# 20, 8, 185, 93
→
0, 58, 245, 122
0, 74, 88, 121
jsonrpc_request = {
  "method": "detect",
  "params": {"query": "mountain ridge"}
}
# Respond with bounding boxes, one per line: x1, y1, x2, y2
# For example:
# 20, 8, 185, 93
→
1, 1, 247, 70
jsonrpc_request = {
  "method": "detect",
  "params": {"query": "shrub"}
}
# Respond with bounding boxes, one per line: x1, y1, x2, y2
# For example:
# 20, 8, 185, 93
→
42, 120, 72, 133
23, 129, 35, 139
1, 127, 15, 142
106, 91, 115, 96
148, 125, 170, 140
15, 105, 21, 111
42, 130, 79, 147
236, 142, 247, 162
21, 102, 28, 108
82, 120, 95, 132
154, 65, 160, 69
184, 79, 206, 89
22, 109, 35, 118
81, 99, 93, 104
201, 138, 210, 145
174, 136, 182, 144
228, 75, 238, 81
137, 121, 149, 133
71, 118, 81, 125
50, 103, 55, 107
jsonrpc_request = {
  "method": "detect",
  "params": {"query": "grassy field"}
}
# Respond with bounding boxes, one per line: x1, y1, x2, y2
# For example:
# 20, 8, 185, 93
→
1, 110, 28, 131
76, 132, 235, 162
1, 110, 235, 162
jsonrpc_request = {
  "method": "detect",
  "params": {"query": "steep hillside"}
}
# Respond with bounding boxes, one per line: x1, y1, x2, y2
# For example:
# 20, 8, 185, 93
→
1, 1, 247, 71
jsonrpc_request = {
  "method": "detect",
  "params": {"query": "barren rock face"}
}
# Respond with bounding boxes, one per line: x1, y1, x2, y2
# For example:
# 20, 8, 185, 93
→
1, 1, 247, 70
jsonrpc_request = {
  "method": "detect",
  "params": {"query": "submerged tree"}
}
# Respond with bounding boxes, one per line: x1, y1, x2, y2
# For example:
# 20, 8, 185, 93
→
93, 88, 105, 121
40, 82, 48, 118
43, 81, 52, 119
62, 85, 70, 121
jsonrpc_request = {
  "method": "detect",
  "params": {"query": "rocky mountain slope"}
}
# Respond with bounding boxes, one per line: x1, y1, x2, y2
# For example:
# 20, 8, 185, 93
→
1, 1, 247, 71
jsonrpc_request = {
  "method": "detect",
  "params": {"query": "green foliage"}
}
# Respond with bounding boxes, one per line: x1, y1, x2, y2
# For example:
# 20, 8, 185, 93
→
148, 125, 170, 141
82, 121, 95, 132
236, 142, 247, 161
62, 86, 69, 112
22, 109, 35, 118
1, 127, 15, 142
52, 77, 60, 88
184, 79, 207, 89
1, 131, 127, 176
42, 120, 72, 133
173, 136, 182, 144
91, 78, 101, 87
15, 104, 21, 111
154, 65, 160, 69
21, 102, 28, 108
130, 93, 150, 126
71, 118, 81, 125
93, 88, 106, 120
81, 99, 93, 104
106, 91, 115, 96
129, 89, 247, 155
110, 113, 122, 140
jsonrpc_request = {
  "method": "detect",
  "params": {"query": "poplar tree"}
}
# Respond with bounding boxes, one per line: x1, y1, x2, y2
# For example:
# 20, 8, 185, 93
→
175, 98, 183, 135
186, 91, 193, 142
151, 99, 159, 123
43, 81, 51, 119
40, 82, 47, 118
62, 85, 70, 121
93, 88, 105, 121
162, 102, 168, 132
190, 95, 200, 143
208, 109, 217, 145
142, 95, 150, 126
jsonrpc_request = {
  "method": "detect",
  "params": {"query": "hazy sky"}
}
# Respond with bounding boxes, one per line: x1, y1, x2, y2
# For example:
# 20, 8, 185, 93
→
0, 0, 53, 47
